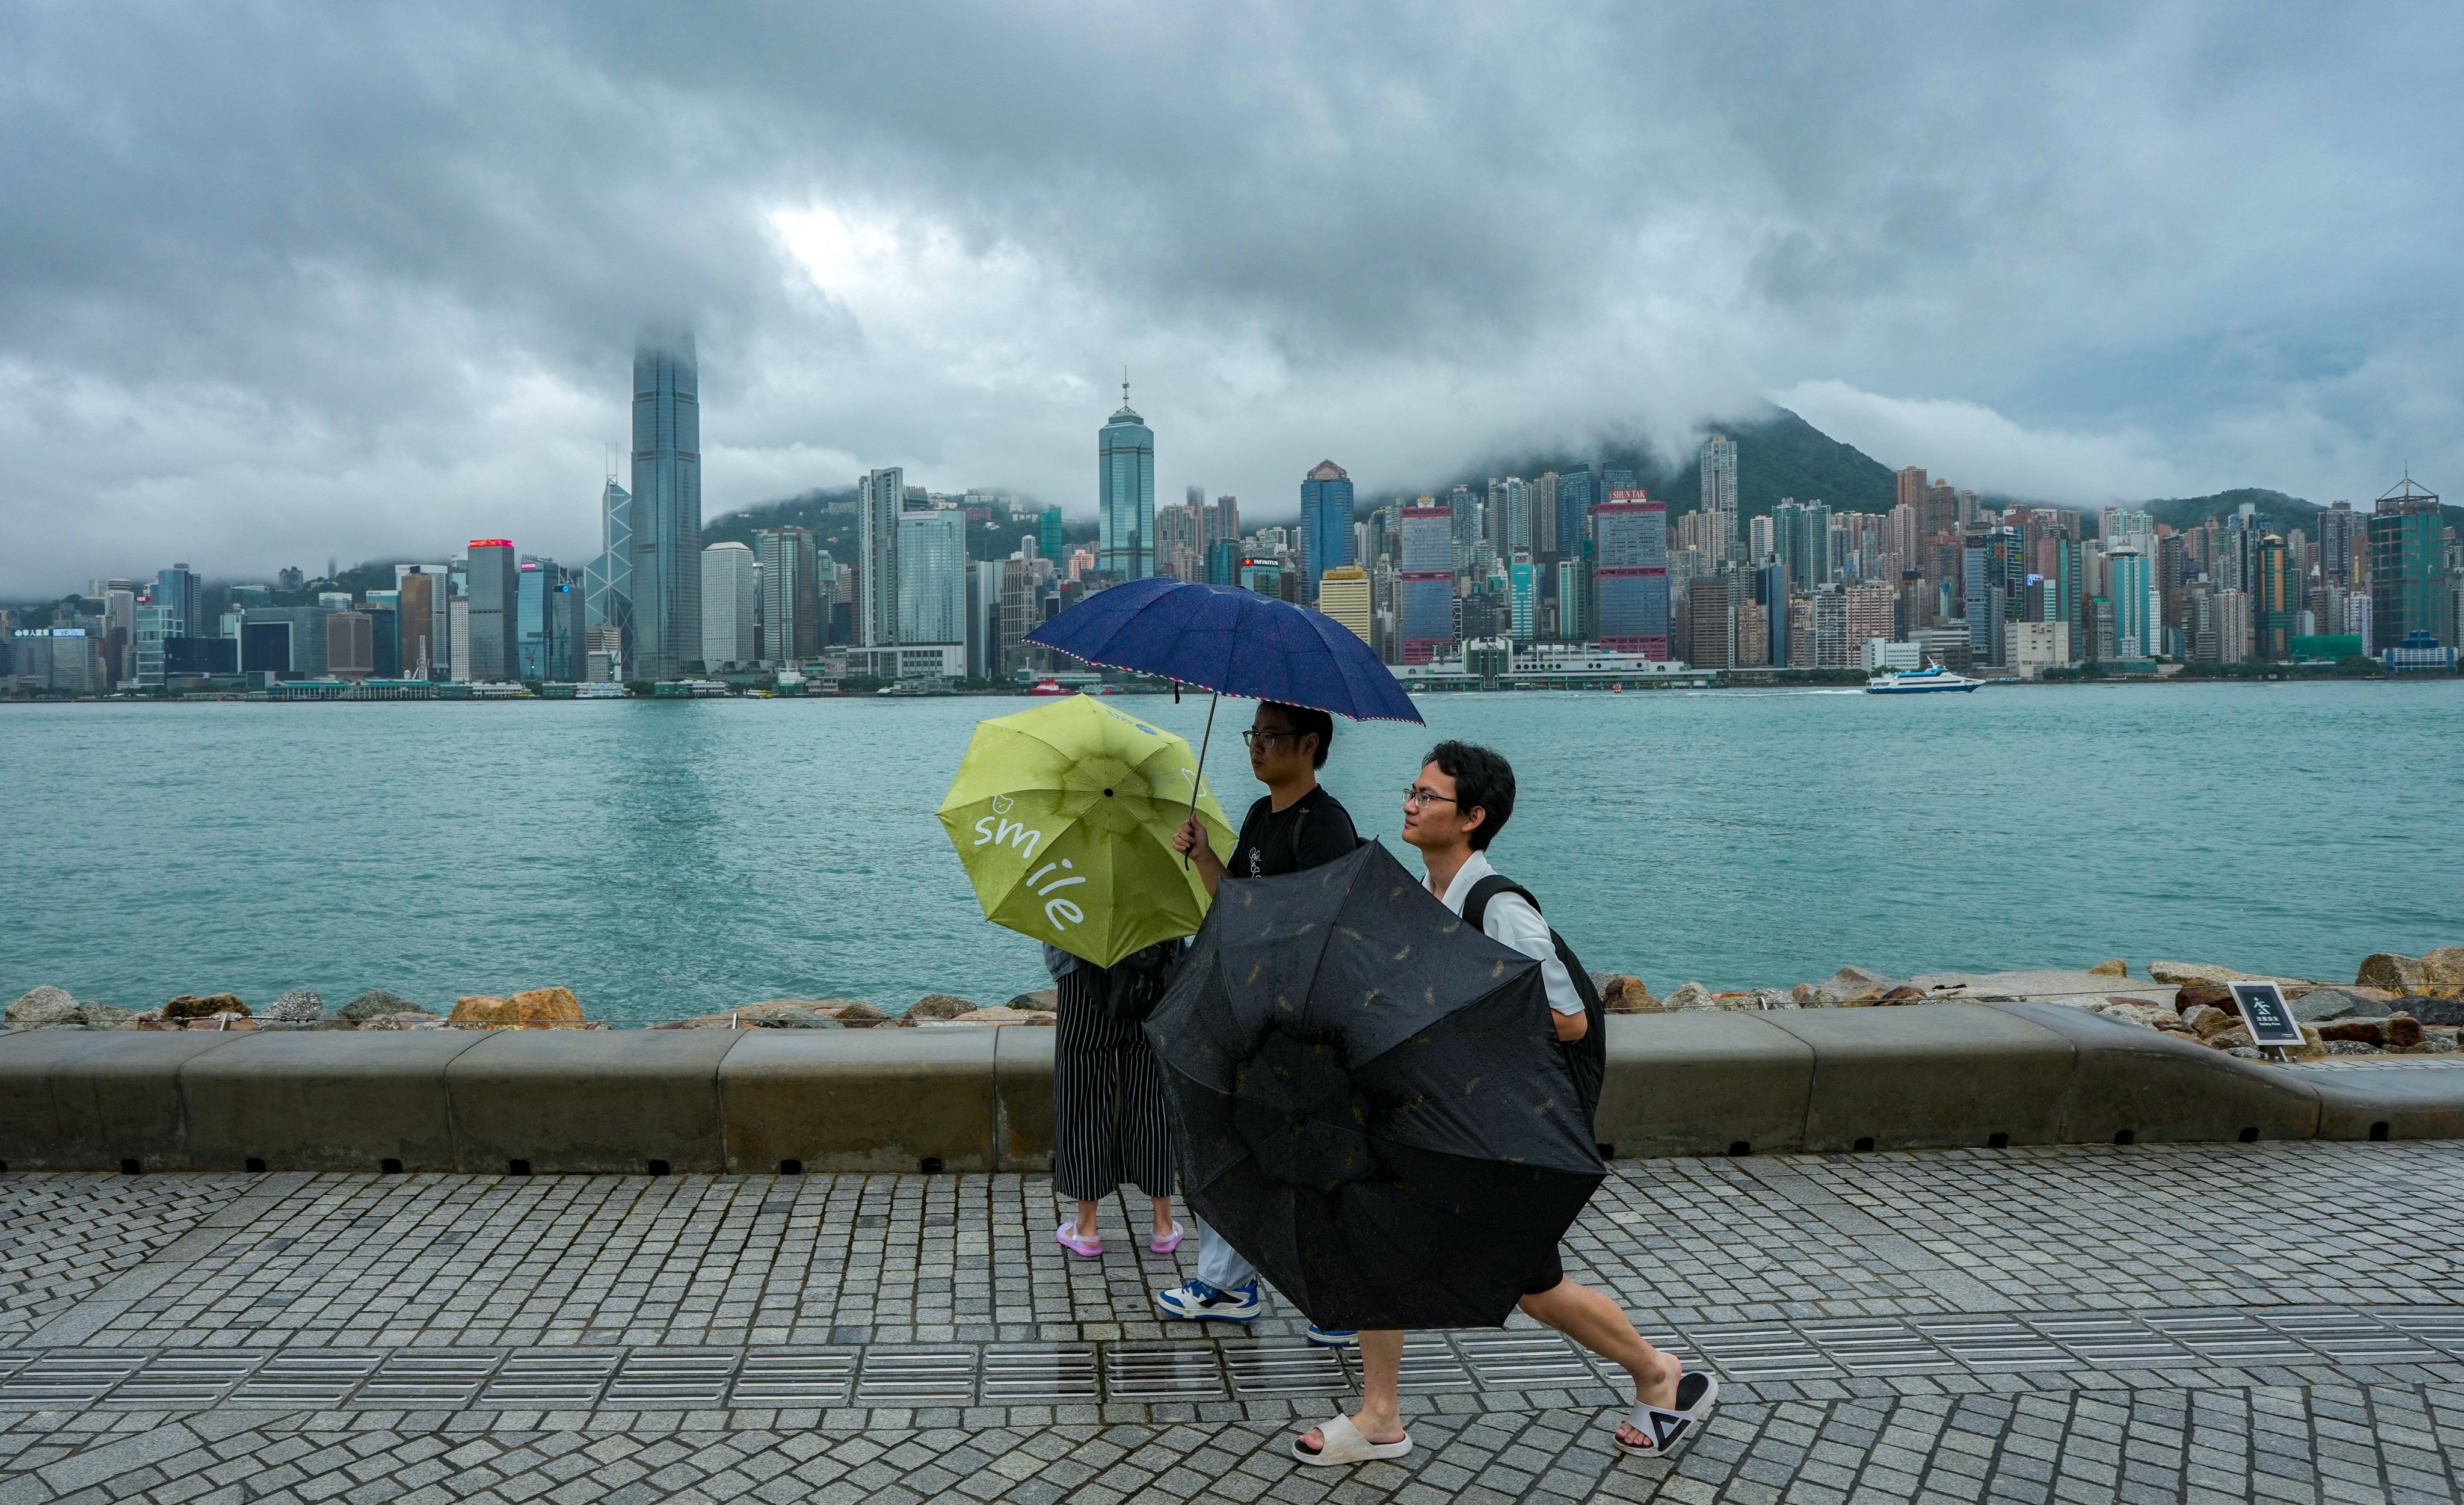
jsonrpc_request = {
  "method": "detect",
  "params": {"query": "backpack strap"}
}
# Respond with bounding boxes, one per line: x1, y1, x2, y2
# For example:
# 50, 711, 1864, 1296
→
1462, 873, 1536, 931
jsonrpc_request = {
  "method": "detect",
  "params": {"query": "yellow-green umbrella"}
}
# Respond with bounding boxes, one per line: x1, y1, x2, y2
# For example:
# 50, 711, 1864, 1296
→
940, 694, 1237, 968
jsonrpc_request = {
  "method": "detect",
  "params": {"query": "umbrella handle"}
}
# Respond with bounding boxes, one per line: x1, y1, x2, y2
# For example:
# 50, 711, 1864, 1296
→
1184, 691, 1219, 869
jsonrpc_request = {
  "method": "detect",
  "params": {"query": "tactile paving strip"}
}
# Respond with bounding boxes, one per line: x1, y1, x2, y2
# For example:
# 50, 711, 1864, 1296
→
2027, 1317, 2194, 1368
1909, 1317, 2068, 1370
1222, 1343, 1349, 1397
2261, 1311, 2442, 1364
604, 1350, 741, 1408
1104, 1344, 1225, 1402
2143, 1312, 2311, 1364
105, 1351, 260, 1406
354, 1351, 505, 1407
979, 1344, 1098, 1402
1453, 1331, 1604, 1388
0, 1352, 147, 1406
728, 1349, 855, 1406
1395, 1336, 1476, 1393
231, 1352, 384, 1406
1799, 1320, 1946, 1374
475, 1350, 621, 1409
1685, 1323, 1839, 1380
857, 1348, 978, 1405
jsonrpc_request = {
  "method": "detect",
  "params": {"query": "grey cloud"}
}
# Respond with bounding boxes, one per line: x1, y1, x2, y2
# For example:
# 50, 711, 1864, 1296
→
0, 1, 2458, 591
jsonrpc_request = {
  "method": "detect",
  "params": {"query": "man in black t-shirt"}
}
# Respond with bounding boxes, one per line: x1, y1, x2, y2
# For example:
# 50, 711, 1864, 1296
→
1160, 700, 1358, 1344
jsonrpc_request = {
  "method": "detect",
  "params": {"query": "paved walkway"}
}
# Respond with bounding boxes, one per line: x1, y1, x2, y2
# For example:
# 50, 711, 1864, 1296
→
1, 1140, 2460, 1502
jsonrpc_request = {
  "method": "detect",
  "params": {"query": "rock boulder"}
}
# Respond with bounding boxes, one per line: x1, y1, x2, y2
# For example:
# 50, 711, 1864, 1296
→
260, 989, 325, 1023
2424, 947, 2464, 983
339, 989, 424, 1023
817, 999, 890, 1028
163, 993, 249, 1021
655, 1002, 842, 1029
2207, 1024, 2254, 1050
1663, 981, 1716, 1011
2173, 982, 2232, 1014
7, 985, 81, 1026
81, 1002, 135, 1029
2318, 1020, 2385, 1045
448, 986, 584, 1027
943, 1006, 1056, 1026
2357, 953, 2430, 991
1595, 974, 1658, 1012
2387, 1014, 2426, 1048
2089, 959, 2129, 977
2181, 1004, 2238, 1039
901, 994, 975, 1026
1006, 989, 1060, 1012
2405, 998, 2464, 1027
360, 1012, 446, 1030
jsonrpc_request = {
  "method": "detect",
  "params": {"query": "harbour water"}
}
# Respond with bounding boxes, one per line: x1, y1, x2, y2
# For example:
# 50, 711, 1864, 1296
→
5, 680, 2459, 1025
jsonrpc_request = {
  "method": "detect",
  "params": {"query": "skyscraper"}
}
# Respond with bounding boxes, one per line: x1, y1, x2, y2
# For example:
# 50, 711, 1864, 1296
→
585, 475, 633, 671
858, 467, 904, 647
897, 506, 968, 645
755, 526, 822, 659
1399, 504, 1455, 663
395, 567, 443, 680
1038, 505, 1065, 564
700, 542, 758, 666
1592, 491, 1670, 658
2367, 476, 2454, 648
1299, 460, 1354, 600
1698, 435, 1738, 551
466, 540, 519, 681
1097, 385, 1155, 582
1316, 565, 1372, 644
629, 333, 701, 680
1554, 465, 1595, 561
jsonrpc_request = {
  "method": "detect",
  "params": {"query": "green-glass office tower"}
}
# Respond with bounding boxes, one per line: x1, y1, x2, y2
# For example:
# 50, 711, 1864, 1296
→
629, 332, 701, 679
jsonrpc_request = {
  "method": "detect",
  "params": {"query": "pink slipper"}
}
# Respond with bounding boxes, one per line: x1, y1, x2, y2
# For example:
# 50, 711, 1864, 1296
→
1149, 1220, 1186, 1254
1055, 1222, 1103, 1258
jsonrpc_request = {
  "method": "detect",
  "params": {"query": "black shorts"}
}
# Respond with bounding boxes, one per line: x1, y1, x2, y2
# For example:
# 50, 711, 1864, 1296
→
1523, 1245, 1565, 1296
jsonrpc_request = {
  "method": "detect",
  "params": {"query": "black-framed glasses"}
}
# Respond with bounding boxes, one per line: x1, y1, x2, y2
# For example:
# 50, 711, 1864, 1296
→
1402, 786, 1458, 809
1241, 728, 1295, 747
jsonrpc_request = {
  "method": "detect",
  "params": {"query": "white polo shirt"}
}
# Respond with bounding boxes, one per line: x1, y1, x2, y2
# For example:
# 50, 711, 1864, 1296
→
1432, 851, 1584, 1017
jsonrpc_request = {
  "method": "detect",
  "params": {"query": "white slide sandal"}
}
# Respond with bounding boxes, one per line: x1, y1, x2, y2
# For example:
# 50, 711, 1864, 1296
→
1292, 1414, 1412, 1467
1615, 1369, 1717, 1458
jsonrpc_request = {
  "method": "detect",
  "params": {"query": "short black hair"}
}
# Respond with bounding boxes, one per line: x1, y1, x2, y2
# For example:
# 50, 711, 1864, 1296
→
1422, 740, 1514, 849
1263, 701, 1334, 769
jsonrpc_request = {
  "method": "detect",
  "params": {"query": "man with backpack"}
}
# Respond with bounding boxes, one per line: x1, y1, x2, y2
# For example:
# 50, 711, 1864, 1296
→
1159, 699, 1360, 1348
1291, 739, 1713, 1467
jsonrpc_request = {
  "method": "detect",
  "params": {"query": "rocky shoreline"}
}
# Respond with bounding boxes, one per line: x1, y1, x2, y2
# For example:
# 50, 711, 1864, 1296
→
9, 947, 2462, 1062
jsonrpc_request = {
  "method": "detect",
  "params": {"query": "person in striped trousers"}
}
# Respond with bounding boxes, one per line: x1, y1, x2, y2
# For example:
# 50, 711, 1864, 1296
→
1047, 941, 1184, 1258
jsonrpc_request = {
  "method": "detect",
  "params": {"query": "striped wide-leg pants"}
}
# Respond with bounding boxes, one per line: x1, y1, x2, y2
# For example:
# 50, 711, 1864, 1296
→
1051, 966, 1176, 1202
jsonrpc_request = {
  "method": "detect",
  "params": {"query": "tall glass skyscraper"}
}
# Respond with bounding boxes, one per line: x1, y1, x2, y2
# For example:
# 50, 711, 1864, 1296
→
1097, 387, 1154, 581
585, 476, 632, 669
629, 331, 701, 679
1298, 460, 1354, 600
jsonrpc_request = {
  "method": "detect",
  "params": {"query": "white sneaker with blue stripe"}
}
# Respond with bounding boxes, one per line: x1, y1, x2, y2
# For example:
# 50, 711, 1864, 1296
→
1156, 1278, 1261, 1322
1304, 1323, 1357, 1347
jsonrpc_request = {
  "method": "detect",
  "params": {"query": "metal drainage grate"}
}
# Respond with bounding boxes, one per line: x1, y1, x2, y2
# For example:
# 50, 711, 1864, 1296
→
106, 1352, 260, 1406
604, 1350, 741, 1408
979, 1345, 1098, 1403
1800, 1320, 1950, 1374
1685, 1324, 1838, 1380
729, 1350, 856, 1408
2027, 1317, 2193, 1369
1223, 1343, 1350, 1397
354, 1351, 505, 1407
2143, 1313, 2311, 1365
1103, 1345, 1225, 1402
1395, 1337, 1476, 1394
475, 1350, 621, 1409
857, 1349, 978, 1405
1909, 1317, 2067, 1370
231, 1352, 383, 1406
2263, 1312, 2441, 1364
1453, 1331, 1601, 1388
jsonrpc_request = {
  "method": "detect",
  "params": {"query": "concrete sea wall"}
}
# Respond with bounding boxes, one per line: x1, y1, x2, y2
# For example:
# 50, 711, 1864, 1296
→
2, 1002, 2459, 1176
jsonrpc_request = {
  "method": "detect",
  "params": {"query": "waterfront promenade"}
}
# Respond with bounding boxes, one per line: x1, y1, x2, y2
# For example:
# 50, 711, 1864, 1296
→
2, 1136, 2459, 1503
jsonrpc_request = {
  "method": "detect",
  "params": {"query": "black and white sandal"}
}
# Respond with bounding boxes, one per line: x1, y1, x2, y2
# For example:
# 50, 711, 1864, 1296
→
1613, 1370, 1717, 1458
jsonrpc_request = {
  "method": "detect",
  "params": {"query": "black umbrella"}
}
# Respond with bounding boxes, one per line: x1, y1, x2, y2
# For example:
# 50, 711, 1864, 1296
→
1144, 842, 1606, 1331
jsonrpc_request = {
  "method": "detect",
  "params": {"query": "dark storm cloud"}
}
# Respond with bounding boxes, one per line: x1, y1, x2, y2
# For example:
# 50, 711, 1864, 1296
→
1, 2, 2457, 591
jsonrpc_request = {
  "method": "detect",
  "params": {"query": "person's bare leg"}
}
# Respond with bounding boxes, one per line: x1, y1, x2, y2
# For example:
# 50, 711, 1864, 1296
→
1519, 1279, 1680, 1449
1150, 1194, 1175, 1241
1301, 1329, 1406, 1450
1073, 1199, 1101, 1241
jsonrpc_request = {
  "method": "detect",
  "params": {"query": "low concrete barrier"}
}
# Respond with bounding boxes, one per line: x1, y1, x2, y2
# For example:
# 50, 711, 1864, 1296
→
0, 1004, 2456, 1174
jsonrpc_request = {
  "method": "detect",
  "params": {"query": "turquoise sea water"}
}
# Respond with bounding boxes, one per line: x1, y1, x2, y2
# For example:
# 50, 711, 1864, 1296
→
4, 681, 2459, 1025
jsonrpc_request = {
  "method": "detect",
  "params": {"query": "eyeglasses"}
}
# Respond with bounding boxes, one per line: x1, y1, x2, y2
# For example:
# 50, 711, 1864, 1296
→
1402, 786, 1458, 809
1241, 728, 1296, 747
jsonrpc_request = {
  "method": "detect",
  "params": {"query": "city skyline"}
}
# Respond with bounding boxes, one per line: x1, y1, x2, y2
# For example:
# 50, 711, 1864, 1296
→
4, 8, 2458, 596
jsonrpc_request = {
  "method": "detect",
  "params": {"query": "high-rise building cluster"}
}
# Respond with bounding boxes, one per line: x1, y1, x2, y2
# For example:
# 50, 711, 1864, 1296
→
12, 363, 2460, 695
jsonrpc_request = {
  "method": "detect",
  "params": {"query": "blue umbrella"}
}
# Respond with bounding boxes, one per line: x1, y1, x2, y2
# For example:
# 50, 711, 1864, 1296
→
1024, 577, 1424, 857
1025, 577, 1423, 724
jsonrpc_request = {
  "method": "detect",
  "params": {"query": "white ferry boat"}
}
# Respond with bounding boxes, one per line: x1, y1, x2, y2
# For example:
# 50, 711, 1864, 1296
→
1864, 663, 1982, 695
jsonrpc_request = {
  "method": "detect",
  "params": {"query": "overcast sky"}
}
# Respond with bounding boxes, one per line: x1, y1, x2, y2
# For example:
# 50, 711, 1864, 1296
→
3, 2, 2457, 594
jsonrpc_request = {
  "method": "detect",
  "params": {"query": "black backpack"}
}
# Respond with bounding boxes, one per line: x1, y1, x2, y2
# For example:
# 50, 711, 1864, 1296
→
1464, 875, 1607, 1129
